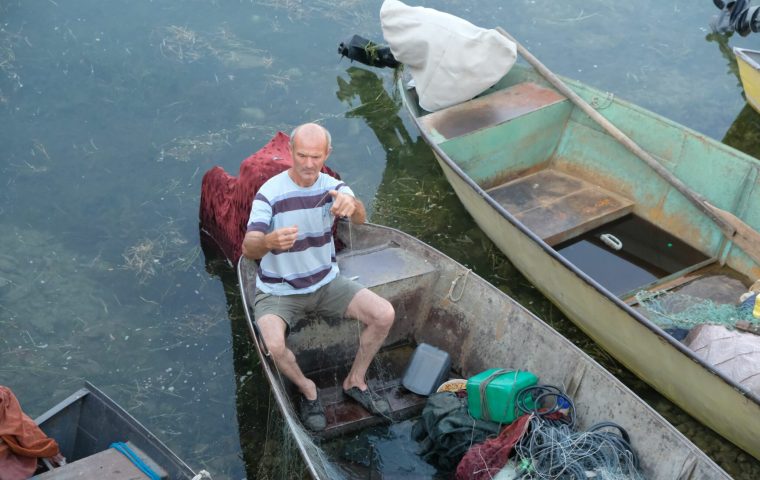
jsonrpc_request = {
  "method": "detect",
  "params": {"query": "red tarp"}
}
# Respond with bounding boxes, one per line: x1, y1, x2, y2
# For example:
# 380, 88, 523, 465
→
0, 386, 60, 480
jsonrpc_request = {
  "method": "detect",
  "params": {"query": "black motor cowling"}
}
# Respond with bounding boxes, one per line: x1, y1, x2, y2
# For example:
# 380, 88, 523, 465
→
338, 34, 400, 68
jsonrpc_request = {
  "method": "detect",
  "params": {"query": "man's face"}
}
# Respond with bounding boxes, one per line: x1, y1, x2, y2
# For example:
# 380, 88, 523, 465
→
289, 131, 329, 187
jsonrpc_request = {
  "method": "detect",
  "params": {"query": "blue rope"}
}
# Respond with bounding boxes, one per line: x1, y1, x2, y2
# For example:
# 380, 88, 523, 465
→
110, 442, 162, 480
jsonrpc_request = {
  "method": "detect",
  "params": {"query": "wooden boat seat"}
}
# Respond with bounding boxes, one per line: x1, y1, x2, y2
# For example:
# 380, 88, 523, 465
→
488, 169, 635, 246
32, 442, 167, 480
418, 82, 566, 141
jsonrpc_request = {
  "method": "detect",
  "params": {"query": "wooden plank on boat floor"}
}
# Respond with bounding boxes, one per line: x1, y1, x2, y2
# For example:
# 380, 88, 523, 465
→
316, 379, 426, 439
419, 82, 566, 140
488, 169, 634, 246
33, 442, 167, 480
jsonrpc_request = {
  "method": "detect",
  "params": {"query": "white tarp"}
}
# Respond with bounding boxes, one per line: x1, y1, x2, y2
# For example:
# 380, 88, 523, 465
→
685, 324, 760, 396
380, 0, 517, 112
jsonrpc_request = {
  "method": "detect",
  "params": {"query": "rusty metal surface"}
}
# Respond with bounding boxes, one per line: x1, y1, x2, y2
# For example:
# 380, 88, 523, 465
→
419, 82, 565, 140
489, 168, 634, 245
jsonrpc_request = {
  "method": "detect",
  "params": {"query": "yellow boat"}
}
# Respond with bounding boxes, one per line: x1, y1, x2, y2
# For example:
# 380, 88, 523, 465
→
735, 47, 760, 114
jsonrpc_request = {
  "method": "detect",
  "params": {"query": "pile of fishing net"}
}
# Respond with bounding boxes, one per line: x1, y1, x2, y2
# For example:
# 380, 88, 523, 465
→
449, 386, 644, 479
634, 289, 760, 332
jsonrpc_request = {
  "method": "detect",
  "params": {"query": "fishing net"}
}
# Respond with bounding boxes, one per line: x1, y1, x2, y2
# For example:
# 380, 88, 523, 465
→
456, 385, 644, 480
510, 387, 643, 480
634, 290, 760, 331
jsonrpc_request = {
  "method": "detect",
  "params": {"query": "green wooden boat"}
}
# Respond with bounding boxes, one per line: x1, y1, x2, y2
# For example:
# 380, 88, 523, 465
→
400, 54, 760, 461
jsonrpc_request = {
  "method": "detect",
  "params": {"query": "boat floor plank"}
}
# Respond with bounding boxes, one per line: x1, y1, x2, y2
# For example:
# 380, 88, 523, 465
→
488, 169, 634, 245
317, 380, 426, 439
304, 345, 432, 439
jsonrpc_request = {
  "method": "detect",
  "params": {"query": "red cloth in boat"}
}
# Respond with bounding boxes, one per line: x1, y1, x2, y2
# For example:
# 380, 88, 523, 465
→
199, 131, 341, 264
455, 413, 532, 480
0, 386, 60, 480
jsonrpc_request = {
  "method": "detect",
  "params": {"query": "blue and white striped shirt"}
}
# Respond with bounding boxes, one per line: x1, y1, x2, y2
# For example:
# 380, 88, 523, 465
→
246, 170, 354, 295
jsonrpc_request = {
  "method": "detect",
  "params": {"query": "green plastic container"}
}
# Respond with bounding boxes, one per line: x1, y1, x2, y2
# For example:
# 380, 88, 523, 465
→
466, 369, 538, 424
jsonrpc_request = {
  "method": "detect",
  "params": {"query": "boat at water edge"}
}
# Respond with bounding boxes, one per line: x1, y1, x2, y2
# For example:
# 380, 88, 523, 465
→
735, 47, 760, 114
400, 39, 760, 462
32, 382, 200, 479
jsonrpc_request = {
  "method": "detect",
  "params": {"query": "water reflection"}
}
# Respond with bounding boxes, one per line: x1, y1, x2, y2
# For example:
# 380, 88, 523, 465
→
724, 105, 760, 159
706, 30, 760, 159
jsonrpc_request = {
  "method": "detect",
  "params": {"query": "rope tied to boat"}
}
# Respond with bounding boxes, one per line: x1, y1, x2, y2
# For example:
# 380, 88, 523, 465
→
109, 442, 161, 480
447, 269, 471, 302
590, 91, 614, 110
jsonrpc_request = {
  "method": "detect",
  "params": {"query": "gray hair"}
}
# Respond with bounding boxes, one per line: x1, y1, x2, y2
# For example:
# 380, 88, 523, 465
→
289, 123, 332, 152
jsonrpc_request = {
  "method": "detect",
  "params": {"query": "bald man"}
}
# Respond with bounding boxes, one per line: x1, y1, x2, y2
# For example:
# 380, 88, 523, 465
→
242, 123, 395, 431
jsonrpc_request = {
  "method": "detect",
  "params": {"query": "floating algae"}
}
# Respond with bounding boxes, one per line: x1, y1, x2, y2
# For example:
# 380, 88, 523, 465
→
157, 122, 283, 162
122, 225, 199, 283
157, 25, 272, 69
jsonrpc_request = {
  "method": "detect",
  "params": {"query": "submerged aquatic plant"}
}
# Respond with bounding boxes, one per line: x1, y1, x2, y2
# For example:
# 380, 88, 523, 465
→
157, 25, 272, 69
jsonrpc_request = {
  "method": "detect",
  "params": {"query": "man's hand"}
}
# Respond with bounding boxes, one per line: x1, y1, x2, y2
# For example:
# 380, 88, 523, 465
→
266, 225, 299, 251
328, 190, 357, 218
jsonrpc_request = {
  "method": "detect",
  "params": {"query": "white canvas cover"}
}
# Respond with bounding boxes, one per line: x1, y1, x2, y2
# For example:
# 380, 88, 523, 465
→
380, 0, 517, 112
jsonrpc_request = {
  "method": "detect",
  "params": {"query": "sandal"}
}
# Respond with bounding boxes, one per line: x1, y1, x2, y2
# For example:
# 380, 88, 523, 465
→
299, 393, 326, 432
343, 386, 391, 416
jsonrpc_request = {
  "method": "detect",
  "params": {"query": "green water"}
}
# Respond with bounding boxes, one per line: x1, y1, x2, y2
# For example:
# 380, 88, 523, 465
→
1, 1, 759, 478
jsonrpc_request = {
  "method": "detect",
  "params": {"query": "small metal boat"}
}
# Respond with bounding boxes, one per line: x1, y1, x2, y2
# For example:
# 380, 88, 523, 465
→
238, 221, 730, 479
33, 382, 199, 479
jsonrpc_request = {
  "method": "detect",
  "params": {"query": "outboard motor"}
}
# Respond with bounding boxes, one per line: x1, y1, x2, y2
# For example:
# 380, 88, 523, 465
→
712, 0, 760, 36
338, 34, 399, 68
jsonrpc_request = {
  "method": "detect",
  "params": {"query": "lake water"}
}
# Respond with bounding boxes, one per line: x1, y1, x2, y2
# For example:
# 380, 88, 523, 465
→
1, 0, 759, 478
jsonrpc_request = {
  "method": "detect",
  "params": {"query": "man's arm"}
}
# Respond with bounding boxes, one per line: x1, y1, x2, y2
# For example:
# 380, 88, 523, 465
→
242, 226, 299, 259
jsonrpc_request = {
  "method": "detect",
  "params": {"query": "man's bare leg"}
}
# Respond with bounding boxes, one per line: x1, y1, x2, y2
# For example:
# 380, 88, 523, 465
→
342, 289, 395, 392
257, 313, 318, 400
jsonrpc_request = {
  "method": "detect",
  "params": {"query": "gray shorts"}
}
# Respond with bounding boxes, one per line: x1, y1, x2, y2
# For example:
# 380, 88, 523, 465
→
253, 275, 364, 335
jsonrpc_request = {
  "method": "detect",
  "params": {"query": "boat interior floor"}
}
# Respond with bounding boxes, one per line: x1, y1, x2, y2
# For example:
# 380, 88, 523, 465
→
487, 168, 635, 246
302, 344, 438, 439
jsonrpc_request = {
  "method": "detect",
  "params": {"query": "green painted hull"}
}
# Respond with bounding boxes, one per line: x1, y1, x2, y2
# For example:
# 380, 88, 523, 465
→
401, 63, 760, 461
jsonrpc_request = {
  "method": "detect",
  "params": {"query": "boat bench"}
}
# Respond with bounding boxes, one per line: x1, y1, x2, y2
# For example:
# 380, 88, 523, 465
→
419, 81, 566, 141
32, 442, 167, 480
488, 169, 635, 246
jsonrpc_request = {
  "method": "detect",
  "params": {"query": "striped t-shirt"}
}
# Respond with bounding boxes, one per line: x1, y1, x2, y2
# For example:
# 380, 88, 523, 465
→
246, 170, 354, 295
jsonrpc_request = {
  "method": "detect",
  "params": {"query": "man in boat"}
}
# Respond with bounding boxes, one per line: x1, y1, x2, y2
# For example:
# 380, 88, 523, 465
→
241, 123, 395, 431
